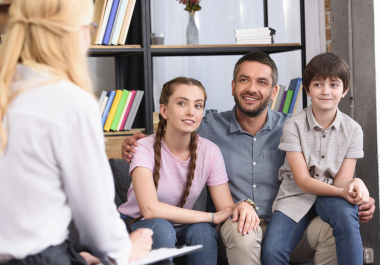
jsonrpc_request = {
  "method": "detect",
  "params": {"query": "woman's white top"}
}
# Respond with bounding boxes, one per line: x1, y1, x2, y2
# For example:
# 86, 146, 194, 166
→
0, 65, 131, 264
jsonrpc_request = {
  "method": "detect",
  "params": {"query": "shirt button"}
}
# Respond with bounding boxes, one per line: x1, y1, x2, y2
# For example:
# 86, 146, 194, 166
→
316, 174, 319, 177
323, 135, 326, 138
253, 185, 257, 188
255, 207, 259, 211
321, 155, 325, 158
253, 138, 256, 141
253, 162, 256, 165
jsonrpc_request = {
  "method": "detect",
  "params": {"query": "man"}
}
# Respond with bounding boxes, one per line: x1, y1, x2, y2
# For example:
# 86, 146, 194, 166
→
122, 51, 375, 264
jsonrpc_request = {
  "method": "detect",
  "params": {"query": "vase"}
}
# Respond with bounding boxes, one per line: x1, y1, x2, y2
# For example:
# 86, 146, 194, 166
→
186, 11, 199, 45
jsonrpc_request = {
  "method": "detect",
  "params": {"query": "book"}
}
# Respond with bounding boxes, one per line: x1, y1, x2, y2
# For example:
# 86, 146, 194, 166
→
270, 85, 281, 110
97, 0, 113, 44
119, 90, 136, 130
101, 91, 116, 127
108, 0, 123, 45
110, 89, 130, 131
282, 79, 296, 113
98, 91, 107, 110
124, 90, 144, 131
110, 0, 129, 45
117, 90, 132, 131
100, 96, 108, 115
274, 85, 286, 111
293, 85, 303, 114
117, 0, 136, 45
235, 27, 276, 37
282, 90, 294, 113
91, 0, 108, 45
104, 90, 123, 131
279, 89, 288, 112
102, 0, 121, 45
288, 78, 303, 114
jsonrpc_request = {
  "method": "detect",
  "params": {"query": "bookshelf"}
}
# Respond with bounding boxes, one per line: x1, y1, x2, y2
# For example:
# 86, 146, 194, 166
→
0, 0, 307, 158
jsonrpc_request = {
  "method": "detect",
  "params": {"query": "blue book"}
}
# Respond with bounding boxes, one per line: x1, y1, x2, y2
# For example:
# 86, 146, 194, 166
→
102, 0, 121, 45
101, 90, 116, 127
288, 78, 303, 114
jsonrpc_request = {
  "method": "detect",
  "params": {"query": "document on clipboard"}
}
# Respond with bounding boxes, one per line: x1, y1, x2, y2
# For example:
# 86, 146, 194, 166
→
98, 245, 203, 265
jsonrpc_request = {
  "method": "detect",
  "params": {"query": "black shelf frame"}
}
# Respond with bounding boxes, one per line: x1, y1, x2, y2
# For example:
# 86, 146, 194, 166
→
90, 0, 306, 135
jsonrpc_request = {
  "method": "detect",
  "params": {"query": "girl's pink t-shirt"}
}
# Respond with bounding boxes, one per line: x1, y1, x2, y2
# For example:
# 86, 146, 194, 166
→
118, 134, 229, 218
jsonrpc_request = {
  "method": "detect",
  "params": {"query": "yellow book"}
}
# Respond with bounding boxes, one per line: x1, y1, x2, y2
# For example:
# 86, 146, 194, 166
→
293, 85, 303, 114
104, 90, 123, 131
270, 85, 281, 110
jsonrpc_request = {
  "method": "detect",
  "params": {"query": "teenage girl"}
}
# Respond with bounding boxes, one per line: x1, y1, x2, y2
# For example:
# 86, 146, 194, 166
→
0, 0, 151, 264
118, 77, 259, 265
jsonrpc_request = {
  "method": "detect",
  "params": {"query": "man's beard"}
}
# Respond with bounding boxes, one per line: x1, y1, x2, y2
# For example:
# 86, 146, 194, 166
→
234, 92, 270, 118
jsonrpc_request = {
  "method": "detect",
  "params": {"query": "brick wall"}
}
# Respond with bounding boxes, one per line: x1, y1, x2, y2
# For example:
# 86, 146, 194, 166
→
325, 0, 332, 51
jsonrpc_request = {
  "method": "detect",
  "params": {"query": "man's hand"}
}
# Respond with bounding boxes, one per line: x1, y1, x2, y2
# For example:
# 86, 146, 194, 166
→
359, 197, 375, 223
232, 201, 260, 235
121, 132, 146, 162
128, 228, 153, 262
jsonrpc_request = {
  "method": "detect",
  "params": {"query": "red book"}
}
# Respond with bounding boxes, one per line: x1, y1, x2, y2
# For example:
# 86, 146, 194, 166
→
120, 90, 136, 130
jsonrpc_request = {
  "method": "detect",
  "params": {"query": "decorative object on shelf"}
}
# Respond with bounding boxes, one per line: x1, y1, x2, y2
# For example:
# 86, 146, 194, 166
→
177, 0, 201, 45
151, 33, 164, 45
234, 27, 276, 44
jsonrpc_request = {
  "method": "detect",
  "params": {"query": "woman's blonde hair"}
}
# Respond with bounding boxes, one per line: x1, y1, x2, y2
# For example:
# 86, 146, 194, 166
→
0, 0, 94, 152
131, 77, 207, 224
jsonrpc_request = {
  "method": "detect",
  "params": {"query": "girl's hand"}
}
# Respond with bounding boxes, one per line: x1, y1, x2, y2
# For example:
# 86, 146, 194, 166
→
213, 206, 234, 224
232, 202, 260, 235
348, 178, 370, 205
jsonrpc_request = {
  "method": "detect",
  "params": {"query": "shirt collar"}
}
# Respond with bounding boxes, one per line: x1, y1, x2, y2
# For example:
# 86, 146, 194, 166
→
306, 104, 342, 131
229, 105, 274, 133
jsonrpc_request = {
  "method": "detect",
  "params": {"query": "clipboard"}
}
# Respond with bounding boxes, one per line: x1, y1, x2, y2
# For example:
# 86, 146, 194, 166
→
98, 245, 203, 265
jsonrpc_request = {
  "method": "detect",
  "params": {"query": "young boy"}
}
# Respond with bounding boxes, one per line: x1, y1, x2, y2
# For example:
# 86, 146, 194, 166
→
261, 52, 369, 265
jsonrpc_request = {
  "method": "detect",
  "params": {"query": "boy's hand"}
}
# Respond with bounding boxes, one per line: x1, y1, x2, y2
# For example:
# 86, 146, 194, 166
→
348, 178, 370, 205
121, 132, 146, 162
232, 202, 260, 235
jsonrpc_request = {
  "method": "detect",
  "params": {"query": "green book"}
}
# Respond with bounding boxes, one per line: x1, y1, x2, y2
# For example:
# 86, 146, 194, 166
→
282, 90, 294, 113
110, 90, 130, 131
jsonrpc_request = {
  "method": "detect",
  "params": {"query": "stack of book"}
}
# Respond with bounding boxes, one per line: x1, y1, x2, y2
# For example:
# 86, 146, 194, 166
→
234, 27, 275, 44
99, 90, 144, 131
268, 78, 303, 114
92, 0, 137, 45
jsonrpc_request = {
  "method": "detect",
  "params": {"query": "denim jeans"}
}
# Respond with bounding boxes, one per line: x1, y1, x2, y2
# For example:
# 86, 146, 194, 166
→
262, 196, 362, 265
127, 217, 218, 265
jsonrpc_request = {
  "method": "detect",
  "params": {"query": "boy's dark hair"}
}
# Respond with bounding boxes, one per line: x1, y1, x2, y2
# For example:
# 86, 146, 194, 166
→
233, 51, 278, 87
304, 52, 350, 93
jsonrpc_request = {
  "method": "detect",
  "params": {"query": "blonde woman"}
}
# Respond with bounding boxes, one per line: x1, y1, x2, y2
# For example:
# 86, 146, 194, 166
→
0, 0, 152, 264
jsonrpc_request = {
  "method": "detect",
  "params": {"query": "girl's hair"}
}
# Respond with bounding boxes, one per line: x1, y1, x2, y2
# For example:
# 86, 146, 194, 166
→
0, 0, 94, 152
131, 77, 207, 224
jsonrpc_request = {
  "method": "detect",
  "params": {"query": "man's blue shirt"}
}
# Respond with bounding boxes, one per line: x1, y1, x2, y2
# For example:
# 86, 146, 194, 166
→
197, 105, 291, 220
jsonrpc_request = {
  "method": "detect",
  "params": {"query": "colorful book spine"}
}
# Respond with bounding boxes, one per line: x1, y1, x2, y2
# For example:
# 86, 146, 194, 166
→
274, 85, 285, 111
110, 89, 130, 131
97, 0, 113, 44
282, 90, 294, 113
119, 90, 136, 130
124, 90, 143, 131
110, 0, 129, 45
100, 96, 108, 115
104, 90, 123, 131
293, 85, 303, 114
270, 85, 281, 110
117, 91, 132, 131
101, 90, 116, 127
117, 0, 136, 45
279, 90, 288, 112
102, 0, 120, 45
288, 78, 303, 114
98, 91, 107, 110
92, 0, 108, 45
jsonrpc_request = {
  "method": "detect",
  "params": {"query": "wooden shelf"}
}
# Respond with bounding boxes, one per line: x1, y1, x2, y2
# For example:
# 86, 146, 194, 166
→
88, 45, 143, 56
150, 43, 302, 57
103, 128, 145, 136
